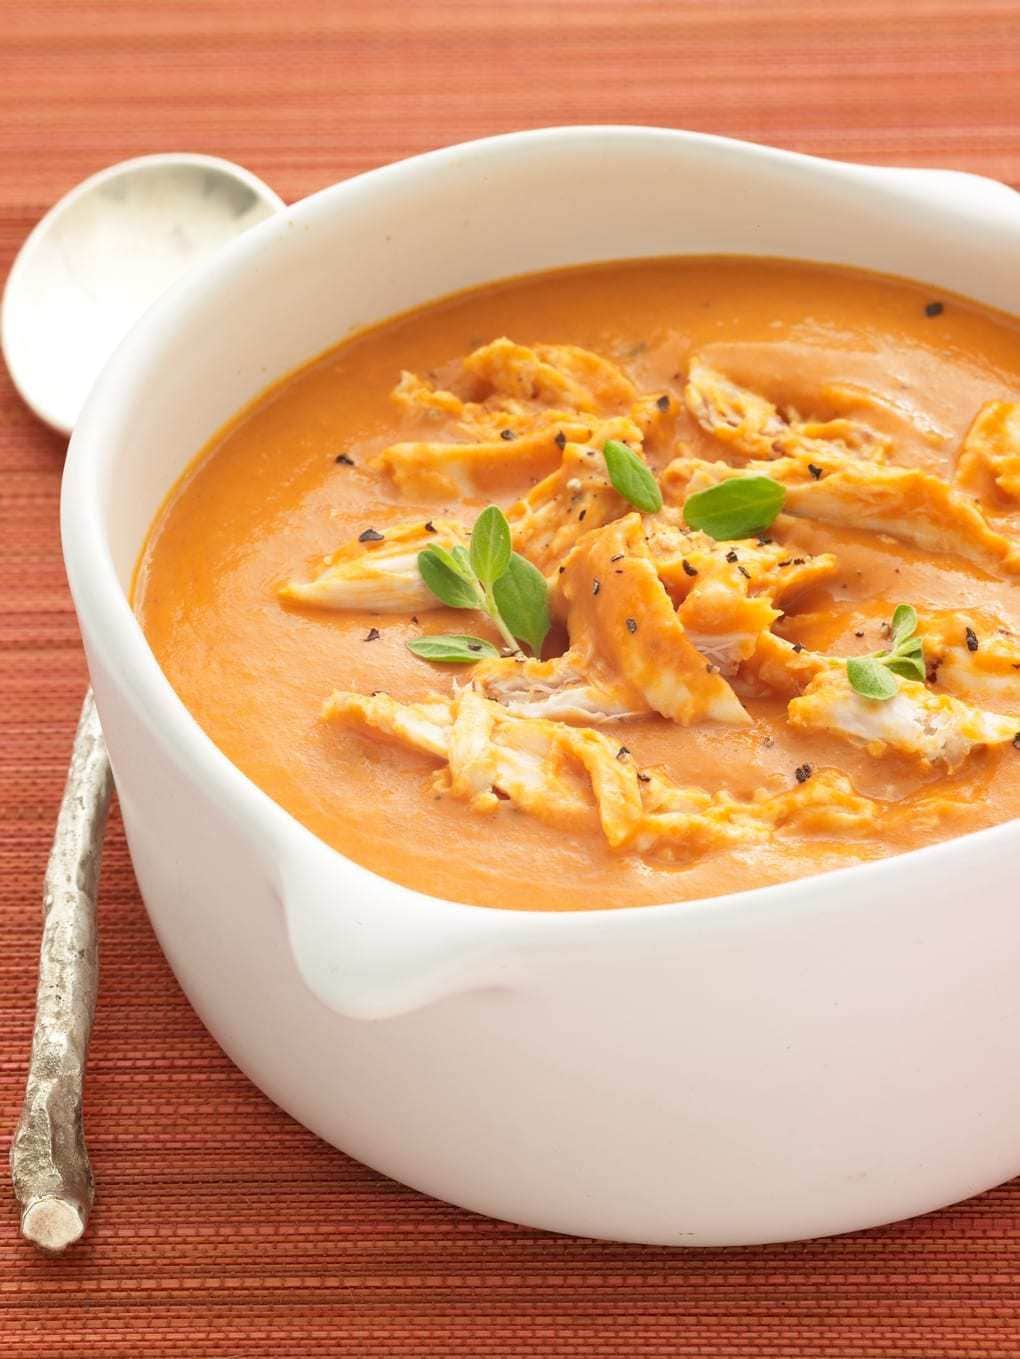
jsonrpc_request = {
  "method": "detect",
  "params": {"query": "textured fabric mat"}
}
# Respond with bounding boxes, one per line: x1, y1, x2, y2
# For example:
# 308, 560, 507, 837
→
3, 3, 1020, 1355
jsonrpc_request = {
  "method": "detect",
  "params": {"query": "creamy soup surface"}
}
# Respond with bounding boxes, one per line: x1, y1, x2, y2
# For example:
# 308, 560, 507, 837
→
135, 258, 1020, 910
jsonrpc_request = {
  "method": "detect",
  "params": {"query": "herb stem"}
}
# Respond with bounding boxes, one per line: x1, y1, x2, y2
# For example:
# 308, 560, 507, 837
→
482, 582, 522, 655
416, 506, 549, 656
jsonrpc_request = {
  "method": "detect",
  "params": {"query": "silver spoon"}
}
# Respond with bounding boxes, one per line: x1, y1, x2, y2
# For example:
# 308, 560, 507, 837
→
2, 154, 284, 1251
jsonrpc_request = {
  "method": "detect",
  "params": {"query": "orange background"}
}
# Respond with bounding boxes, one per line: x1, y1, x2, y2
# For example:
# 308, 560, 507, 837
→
3, 3, 1020, 1355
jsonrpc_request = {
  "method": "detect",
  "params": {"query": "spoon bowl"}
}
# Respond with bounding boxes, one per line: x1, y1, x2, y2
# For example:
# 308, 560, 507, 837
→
1, 153, 283, 435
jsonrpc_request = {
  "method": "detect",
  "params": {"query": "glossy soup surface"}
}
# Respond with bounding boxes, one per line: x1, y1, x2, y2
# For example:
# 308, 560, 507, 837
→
135, 258, 1020, 909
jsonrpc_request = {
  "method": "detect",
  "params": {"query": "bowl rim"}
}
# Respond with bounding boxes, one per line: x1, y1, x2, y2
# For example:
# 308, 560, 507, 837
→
61, 124, 1020, 938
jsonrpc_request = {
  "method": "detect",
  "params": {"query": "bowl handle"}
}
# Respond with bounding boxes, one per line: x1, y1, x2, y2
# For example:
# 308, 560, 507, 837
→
277, 839, 543, 1020
870, 164, 1020, 213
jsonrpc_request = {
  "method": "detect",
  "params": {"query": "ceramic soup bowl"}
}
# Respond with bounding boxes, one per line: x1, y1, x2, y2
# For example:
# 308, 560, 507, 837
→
62, 127, 1020, 1245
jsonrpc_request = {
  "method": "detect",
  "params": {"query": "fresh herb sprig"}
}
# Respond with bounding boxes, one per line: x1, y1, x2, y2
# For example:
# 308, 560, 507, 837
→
846, 605, 925, 701
603, 440, 663, 514
411, 505, 550, 662
683, 476, 786, 541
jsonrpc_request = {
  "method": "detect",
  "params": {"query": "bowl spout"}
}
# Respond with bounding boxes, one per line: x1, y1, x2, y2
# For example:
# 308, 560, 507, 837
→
279, 840, 533, 1020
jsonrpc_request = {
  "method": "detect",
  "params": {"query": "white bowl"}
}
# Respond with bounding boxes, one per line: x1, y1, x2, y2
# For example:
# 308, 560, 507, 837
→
62, 127, 1020, 1246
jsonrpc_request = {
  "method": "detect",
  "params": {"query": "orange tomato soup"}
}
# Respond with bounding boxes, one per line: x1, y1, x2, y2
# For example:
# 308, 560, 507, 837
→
135, 258, 1020, 909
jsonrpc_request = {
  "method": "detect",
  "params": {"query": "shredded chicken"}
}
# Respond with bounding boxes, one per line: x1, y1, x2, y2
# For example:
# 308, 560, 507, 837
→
325, 686, 901, 861
818, 380, 948, 447
788, 668, 1018, 770
505, 417, 644, 581
279, 519, 468, 612
470, 654, 644, 724
300, 338, 1018, 876
392, 338, 635, 424
478, 514, 750, 724
463, 338, 637, 413
376, 415, 590, 498
628, 511, 834, 676
955, 400, 1020, 506
737, 632, 835, 698
920, 609, 1020, 712
326, 686, 637, 843
631, 767, 887, 859
629, 391, 681, 453
641, 511, 839, 610
664, 453, 1020, 578
391, 370, 545, 443
376, 339, 644, 497
556, 515, 751, 724
684, 358, 891, 463
391, 370, 469, 422
325, 690, 454, 759
676, 579, 781, 677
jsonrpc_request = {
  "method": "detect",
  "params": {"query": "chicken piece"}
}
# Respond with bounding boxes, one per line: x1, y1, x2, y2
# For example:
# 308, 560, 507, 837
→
392, 335, 686, 452
665, 452, 807, 505
391, 370, 467, 421
955, 401, 1020, 506
631, 768, 885, 859
471, 653, 645, 723
684, 359, 891, 463
382, 338, 643, 497
375, 415, 592, 499
505, 417, 643, 580
642, 511, 839, 609
464, 338, 637, 414
818, 381, 947, 447
389, 339, 638, 454
480, 514, 751, 724
279, 519, 468, 613
441, 687, 632, 830
920, 609, 1020, 712
391, 369, 557, 444
665, 454, 1020, 579
736, 632, 835, 698
324, 690, 453, 758
788, 668, 1018, 770
760, 770, 892, 838
477, 598, 774, 719
637, 511, 833, 675
770, 457, 1020, 578
571, 515, 752, 723
676, 578, 781, 676
554, 515, 750, 725
326, 685, 901, 860
629, 391, 681, 454
326, 685, 640, 845
737, 612, 1018, 717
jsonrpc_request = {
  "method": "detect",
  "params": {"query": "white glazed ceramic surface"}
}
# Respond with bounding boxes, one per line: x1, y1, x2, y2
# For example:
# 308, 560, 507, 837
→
62, 128, 1020, 1246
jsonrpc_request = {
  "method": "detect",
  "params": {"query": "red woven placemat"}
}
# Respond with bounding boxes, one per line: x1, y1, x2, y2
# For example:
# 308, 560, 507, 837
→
3, 4, 1020, 1355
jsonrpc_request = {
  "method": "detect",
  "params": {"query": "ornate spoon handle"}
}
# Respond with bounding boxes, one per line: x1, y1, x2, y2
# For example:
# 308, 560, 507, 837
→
10, 690, 112, 1252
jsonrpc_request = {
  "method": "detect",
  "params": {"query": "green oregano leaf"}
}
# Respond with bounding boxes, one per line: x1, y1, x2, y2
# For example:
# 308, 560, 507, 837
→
469, 505, 513, 585
603, 440, 663, 514
846, 656, 899, 701
682, 476, 786, 540
847, 604, 926, 699
406, 634, 499, 664
417, 546, 482, 610
449, 544, 475, 578
890, 604, 918, 649
491, 552, 550, 655
885, 654, 926, 681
